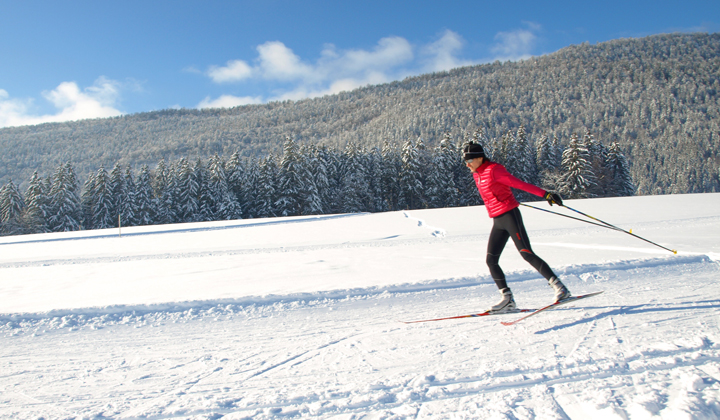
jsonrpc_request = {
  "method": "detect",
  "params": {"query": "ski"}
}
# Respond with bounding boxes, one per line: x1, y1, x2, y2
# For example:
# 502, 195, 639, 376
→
400, 308, 535, 324
500, 291, 604, 326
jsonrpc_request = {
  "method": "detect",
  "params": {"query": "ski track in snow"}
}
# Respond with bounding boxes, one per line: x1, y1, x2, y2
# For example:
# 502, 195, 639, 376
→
2, 257, 720, 418
2, 195, 720, 419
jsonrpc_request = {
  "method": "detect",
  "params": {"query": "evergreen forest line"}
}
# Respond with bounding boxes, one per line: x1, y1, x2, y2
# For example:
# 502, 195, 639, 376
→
0, 128, 633, 236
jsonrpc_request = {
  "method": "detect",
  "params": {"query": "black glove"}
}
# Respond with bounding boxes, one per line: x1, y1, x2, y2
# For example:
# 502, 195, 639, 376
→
543, 191, 563, 206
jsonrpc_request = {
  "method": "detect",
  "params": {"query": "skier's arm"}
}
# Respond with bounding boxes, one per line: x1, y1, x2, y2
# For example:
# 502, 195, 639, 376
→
491, 165, 546, 197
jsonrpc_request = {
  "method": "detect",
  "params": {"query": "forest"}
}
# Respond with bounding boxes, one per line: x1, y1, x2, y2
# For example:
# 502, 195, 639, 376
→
0, 127, 633, 235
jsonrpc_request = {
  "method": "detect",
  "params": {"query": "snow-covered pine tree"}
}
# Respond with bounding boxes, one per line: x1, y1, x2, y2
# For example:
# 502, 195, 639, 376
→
399, 138, 424, 210
122, 167, 138, 226
275, 137, 305, 217
365, 147, 387, 213
340, 142, 371, 213
415, 137, 431, 206
513, 126, 538, 201
176, 158, 200, 223
314, 146, 337, 214
91, 166, 116, 230
301, 145, 325, 215
47, 162, 82, 232
536, 134, 562, 191
195, 158, 214, 222
606, 142, 635, 196
379, 141, 400, 212
109, 163, 125, 227
135, 165, 155, 226
583, 131, 610, 197
239, 158, 260, 219
152, 159, 175, 225
0, 180, 26, 236
207, 154, 242, 220
557, 134, 598, 199
254, 155, 277, 218
426, 133, 460, 208
226, 151, 248, 216
24, 171, 49, 233
81, 173, 97, 230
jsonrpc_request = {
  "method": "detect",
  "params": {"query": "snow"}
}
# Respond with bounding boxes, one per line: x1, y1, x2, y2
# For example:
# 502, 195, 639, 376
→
1, 193, 720, 419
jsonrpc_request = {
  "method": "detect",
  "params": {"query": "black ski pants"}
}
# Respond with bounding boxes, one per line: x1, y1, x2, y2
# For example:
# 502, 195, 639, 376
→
486, 207, 556, 290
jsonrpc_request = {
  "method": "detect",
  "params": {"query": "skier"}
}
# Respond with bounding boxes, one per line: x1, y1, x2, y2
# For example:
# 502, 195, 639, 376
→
463, 141, 571, 313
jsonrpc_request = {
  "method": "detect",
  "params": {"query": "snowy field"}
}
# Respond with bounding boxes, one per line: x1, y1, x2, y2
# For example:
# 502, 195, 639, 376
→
1, 193, 720, 419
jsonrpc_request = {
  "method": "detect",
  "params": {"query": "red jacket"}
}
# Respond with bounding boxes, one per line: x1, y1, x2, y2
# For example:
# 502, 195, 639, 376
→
473, 160, 546, 218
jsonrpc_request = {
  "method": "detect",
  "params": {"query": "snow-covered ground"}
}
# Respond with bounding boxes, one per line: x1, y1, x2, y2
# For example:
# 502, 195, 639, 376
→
1, 193, 720, 419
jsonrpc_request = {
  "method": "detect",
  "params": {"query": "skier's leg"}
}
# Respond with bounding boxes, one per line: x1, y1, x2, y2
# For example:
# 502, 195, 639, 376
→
486, 218, 515, 312
504, 208, 556, 280
505, 208, 571, 300
486, 222, 510, 290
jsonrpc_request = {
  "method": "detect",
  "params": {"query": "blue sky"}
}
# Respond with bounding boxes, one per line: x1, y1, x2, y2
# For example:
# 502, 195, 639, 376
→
1, 0, 718, 128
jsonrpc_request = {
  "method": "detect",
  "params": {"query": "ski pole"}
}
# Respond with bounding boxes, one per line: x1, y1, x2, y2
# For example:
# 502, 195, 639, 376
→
563, 204, 677, 254
519, 203, 623, 231
521, 202, 678, 254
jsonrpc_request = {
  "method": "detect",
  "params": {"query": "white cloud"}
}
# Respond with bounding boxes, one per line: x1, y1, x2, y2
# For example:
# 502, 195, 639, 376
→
207, 60, 254, 83
322, 36, 414, 78
0, 77, 124, 128
491, 23, 541, 61
201, 26, 542, 109
202, 36, 417, 107
197, 94, 262, 109
421, 30, 473, 72
257, 41, 315, 82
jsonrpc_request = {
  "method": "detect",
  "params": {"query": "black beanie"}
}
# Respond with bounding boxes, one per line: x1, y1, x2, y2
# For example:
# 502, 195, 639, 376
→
463, 142, 486, 160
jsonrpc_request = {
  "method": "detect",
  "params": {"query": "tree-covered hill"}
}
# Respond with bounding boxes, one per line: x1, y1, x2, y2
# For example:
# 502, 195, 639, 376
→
1, 32, 719, 195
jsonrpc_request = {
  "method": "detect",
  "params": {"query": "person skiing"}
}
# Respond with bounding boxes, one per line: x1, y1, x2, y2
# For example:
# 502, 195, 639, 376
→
463, 141, 571, 313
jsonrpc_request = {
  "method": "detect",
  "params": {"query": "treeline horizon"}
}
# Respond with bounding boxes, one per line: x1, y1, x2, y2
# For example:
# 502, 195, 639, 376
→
0, 127, 633, 236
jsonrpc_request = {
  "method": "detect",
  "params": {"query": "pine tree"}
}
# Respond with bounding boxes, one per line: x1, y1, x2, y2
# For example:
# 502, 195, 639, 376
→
583, 131, 610, 197
0, 180, 26, 236
426, 133, 460, 208
314, 146, 336, 214
240, 158, 260, 219
195, 158, 214, 222
275, 137, 305, 217
109, 163, 125, 226
255, 155, 277, 218
301, 145, 325, 215
24, 171, 49, 233
340, 142, 370, 213
399, 138, 424, 210
378, 141, 401, 211
135, 165, 155, 226
153, 159, 175, 225
208, 154, 242, 220
122, 167, 138, 226
513, 125, 538, 200
226, 151, 248, 216
91, 166, 115, 229
81, 173, 97, 230
176, 158, 200, 223
606, 142, 635, 196
47, 162, 82, 232
557, 134, 598, 199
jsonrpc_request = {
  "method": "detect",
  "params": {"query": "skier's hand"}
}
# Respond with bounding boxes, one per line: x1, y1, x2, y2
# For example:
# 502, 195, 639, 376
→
543, 191, 563, 206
